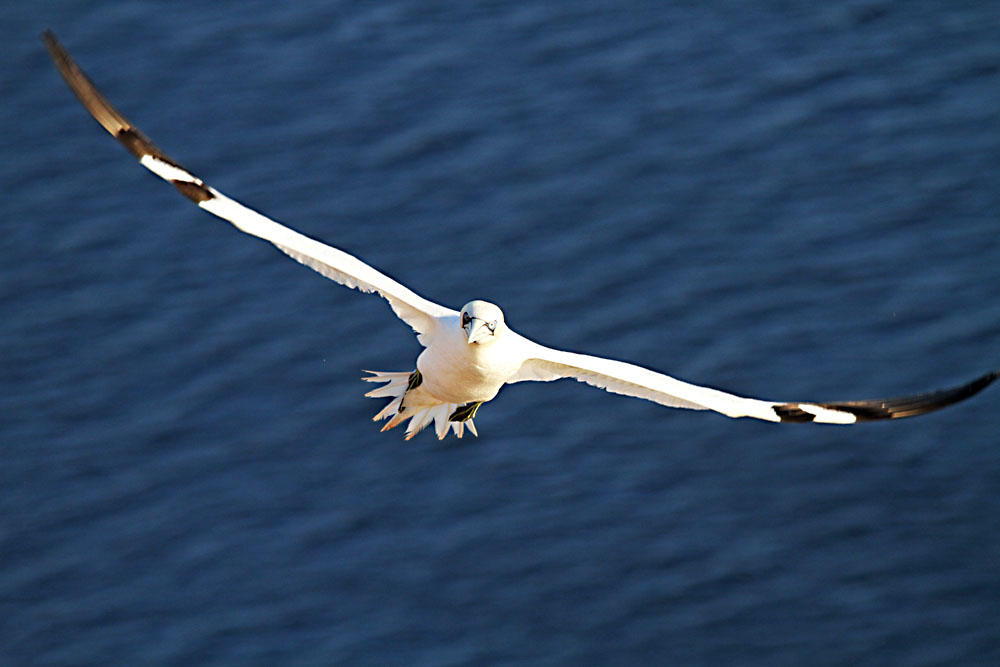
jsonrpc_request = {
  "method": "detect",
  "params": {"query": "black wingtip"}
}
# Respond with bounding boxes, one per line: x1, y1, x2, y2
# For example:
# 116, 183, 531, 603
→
42, 30, 67, 68
773, 370, 998, 423
42, 30, 74, 76
820, 370, 999, 422
43, 30, 179, 166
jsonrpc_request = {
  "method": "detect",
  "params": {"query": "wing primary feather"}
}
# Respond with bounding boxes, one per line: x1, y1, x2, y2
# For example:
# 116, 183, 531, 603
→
45, 32, 182, 169
773, 371, 999, 423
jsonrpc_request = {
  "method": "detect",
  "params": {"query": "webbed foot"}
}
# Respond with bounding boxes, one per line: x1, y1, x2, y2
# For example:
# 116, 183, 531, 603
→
449, 401, 483, 422
407, 369, 423, 391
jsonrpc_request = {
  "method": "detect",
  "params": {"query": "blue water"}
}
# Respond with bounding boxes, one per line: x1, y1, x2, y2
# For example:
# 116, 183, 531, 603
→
4, 2, 1000, 664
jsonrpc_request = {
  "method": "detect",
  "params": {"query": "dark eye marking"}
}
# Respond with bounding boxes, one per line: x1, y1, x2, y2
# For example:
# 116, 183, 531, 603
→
462, 313, 471, 326
487, 321, 496, 332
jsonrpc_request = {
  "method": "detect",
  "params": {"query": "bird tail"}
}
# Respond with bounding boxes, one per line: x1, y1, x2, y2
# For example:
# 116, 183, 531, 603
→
362, 371, 477, 440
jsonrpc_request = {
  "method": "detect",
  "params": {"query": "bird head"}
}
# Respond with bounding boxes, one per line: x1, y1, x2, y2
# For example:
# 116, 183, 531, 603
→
460, 300, 505, 345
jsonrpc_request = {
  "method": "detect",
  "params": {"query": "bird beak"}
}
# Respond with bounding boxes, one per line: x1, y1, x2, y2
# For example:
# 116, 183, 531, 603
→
464, 318, 492, 344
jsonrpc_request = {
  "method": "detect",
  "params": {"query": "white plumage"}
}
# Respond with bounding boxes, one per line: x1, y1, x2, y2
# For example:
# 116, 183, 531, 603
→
44, 32, 997, 440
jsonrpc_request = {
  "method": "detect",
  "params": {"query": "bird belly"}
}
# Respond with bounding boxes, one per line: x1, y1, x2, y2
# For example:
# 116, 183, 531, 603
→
416, 336, 519, 405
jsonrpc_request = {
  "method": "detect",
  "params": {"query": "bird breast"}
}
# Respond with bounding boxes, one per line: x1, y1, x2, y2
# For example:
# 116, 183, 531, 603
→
416, 325, 524, 404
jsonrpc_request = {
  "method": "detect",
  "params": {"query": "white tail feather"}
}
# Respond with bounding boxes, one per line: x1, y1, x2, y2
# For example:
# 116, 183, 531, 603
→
372, 396, 403, 422
363, 371, 476, 440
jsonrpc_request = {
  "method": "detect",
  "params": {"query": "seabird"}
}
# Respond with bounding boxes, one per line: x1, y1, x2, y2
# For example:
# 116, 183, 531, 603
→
43, 31, 997, 440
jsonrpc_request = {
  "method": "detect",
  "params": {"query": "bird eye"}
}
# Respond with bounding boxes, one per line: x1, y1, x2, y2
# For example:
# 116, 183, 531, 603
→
487, 321, 496, 332
462, 313, 471, 326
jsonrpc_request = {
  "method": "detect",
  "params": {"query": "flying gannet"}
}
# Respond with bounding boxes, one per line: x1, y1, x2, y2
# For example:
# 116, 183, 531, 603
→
44, 31, 997, 440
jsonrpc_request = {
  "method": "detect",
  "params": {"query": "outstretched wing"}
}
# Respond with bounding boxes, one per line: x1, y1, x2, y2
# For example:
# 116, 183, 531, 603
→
509, 342, 997, 423
44, 31, 456, 344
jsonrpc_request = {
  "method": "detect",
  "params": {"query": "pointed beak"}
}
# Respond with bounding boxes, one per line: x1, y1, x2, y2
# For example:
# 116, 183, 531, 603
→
464, 318, 492, 344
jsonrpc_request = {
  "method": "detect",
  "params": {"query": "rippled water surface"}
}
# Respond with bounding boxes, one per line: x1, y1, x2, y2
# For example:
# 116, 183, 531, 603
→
4, 2, 1000, 665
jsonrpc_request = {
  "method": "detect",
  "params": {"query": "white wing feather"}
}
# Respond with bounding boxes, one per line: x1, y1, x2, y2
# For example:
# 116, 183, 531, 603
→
508, 342, 785, 421
44, 32, 455, 344
510, 341, 999, 424
196, 188, 455, 343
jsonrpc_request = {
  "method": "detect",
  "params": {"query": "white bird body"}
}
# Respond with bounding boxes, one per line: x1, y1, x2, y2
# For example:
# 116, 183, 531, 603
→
417, 319, 523, 405
44, 32, 997, 441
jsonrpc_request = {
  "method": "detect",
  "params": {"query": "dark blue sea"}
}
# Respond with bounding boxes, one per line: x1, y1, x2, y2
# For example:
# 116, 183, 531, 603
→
4, 2, 999, 664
